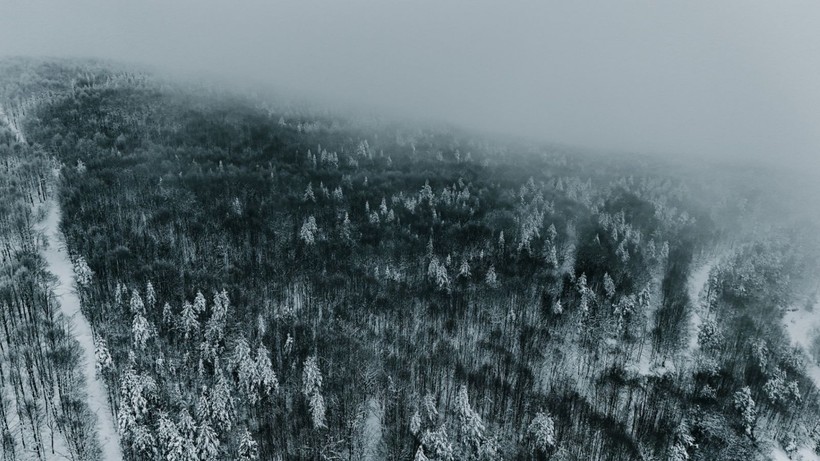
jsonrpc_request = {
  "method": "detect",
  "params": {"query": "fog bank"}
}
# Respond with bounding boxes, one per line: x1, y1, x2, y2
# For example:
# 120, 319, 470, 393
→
1, 1, 818, 173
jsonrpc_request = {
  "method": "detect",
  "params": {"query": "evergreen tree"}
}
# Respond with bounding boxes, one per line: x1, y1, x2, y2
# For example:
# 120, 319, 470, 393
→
302, 356, 326, 429
179, 301, 200, 340
195, 422, 220, 461
300, 216, 318, 245
527, 411, 556, 455
238, 429, 259, 461
733, 386, 756, 438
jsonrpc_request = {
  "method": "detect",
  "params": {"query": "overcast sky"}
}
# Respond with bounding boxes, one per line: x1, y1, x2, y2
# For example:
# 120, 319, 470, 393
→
1, 1, 818, 173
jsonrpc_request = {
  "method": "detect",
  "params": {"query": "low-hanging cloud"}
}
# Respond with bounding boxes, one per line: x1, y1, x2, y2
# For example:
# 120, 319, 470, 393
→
1, 0, 818, 174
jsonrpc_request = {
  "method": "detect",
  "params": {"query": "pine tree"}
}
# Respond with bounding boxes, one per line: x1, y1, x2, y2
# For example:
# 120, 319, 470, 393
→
340, 212, 352, 242
238, 429, 259, 461
130, 289, 145, 315
527, 411, 556, 455
196, 422, 220, 461
545, 244, 558, 268
94, 334, 114, 375
232, 338, 258, 402
427, 257, 451, 292
603, 273, 616, 299
210, 372, 235, 431
485, 265, 498, 288
157, 412, 186, 461
162, 301, 174, 326
146, 280, 156, 309
332, 186, 344, 201
454, 385, 486, 454
303, 182, 316, 202
179, 301, 200, 340
546, 223, 558, 242
577, 273, 590, 313
132, 313, 152, 350
73, 255, 94, 288
300, 216, 318, 245
458, 259, 471, 279
255, 345, 279, 397
733, 386, 756, 437
421, 427, 454, 461
175, 408, 198, 460
302, 356, 326, 429
410, 410, 422, 436
552, 299, 563, 315
193, 291, 207, 315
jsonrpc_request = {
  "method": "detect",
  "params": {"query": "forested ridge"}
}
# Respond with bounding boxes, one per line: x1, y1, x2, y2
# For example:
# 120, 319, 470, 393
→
1, 57, 820, 460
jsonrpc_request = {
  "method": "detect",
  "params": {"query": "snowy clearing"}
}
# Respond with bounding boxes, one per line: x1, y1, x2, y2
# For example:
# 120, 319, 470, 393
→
783, 302, 820, 390
36, 197, 123, 461
684, 255, 720, 360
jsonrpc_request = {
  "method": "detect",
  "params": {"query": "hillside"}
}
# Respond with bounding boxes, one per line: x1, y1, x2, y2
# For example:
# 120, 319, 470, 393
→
1, 57, 819, 461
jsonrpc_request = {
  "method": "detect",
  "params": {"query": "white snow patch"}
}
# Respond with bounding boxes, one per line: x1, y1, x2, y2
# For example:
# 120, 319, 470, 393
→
0, 104, 26, 144
35, 198, 123, 461
783, 303, 820, 389
770, 444, 820, 461
683, 255, 720, 364
362, 396, 384, 460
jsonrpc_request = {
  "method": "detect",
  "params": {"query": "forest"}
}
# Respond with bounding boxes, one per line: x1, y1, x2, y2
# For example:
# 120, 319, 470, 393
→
1, 57, 819, 460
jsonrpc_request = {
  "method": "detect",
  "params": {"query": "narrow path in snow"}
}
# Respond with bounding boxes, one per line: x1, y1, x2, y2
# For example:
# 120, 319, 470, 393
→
2, 101, 121, 459
36, 197, 123, 461
684, 255, 719, 361
362, 396, 384, 460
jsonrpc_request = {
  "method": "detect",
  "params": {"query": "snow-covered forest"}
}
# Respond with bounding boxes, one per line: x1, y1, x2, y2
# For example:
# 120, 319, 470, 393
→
1, 57, 820, 460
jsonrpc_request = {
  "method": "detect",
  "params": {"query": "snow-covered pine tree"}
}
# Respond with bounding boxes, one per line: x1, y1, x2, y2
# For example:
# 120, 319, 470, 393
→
255, 345, 279, 397
302, 355, 326, 429
145, 280, 156, 309
94, 334, 114, 375
733, 386, 756, 437
527, 411, 556, 455
300, 215, 318, 245
485, 265, 498, 288
132, 312, 152, 350
303, 182, 315, 202
130, 288, 145, 315
196, 421, 220, 461
193, 290, 207, 315
603, 273, 616, 299
238, 429, 259, 461
179, 301, 200, 340
162, 301, 174, 326
73, 255, 94, 288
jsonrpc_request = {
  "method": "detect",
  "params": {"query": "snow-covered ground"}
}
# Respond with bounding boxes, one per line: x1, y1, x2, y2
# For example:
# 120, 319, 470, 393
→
685, 256, 719, 359
770, 444, 820, 461
362, 396, 384, 460
783, 300, 820, 390
0, 104, 26, 143
36, 196, 123, 460
629, 255, 720, 377
1, 101, 121, 460
772, 292, 820, 460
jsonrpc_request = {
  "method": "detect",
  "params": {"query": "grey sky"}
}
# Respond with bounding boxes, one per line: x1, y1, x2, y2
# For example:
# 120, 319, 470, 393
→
1, 1, 818, 173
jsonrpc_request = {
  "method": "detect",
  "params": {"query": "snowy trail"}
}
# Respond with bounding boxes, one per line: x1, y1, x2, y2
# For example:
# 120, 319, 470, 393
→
1, 102, 121, 459
36, 198, 123, 461
362, 397, 384, 460
684, 256, 719, 359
